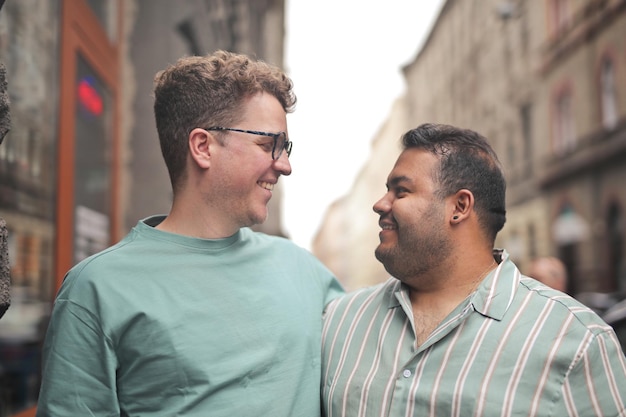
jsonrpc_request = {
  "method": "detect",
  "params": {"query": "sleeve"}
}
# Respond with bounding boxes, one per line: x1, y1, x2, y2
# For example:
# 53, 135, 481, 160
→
559, 329, 626, 416
36, 286, 120, 416
323, 274, 345, 306
286, 239, 345, 306
303, 250, 344, 305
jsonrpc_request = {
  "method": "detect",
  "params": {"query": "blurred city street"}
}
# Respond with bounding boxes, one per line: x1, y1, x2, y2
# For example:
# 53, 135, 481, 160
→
1, 0, 626, 415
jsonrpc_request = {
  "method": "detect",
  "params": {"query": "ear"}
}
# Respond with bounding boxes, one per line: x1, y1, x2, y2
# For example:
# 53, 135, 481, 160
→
450, 189, 474, 224
188, 128, 213, 169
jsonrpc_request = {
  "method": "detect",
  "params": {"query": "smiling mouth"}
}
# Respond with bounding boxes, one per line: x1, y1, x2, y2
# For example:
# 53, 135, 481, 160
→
258, 181, 274, 191
380, 223, 397, 231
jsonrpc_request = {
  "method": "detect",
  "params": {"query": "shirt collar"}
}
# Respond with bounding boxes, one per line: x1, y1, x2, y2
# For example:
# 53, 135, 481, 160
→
470, 249, 519, 320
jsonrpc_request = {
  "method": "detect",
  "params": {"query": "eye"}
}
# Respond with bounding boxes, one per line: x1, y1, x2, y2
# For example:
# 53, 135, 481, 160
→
394, 187, 409, 197
258, 141, 274, 152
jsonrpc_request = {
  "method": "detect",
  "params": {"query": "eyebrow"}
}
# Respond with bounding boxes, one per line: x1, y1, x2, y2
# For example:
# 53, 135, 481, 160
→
386, 175, 412, 189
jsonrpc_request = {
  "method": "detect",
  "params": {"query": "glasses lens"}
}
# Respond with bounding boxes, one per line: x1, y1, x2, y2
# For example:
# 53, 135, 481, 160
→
273, 132, 289, 160
285, 139, 292, 157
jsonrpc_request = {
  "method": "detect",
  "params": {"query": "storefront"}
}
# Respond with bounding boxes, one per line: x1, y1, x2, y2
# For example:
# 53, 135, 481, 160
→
0, 1, 122, 415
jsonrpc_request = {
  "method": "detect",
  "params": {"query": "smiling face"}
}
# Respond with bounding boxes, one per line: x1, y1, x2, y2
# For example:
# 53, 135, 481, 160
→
373, 148, 452, 281
208, 92, 292, 230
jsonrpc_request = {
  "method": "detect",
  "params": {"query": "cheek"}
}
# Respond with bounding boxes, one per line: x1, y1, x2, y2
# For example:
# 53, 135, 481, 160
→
395, 203, 435, 233
225, 157, 259, 181
393, 201, 419, 223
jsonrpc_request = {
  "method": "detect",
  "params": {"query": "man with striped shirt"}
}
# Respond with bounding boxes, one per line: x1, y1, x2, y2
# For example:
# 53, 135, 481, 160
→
321, 123, 626, 417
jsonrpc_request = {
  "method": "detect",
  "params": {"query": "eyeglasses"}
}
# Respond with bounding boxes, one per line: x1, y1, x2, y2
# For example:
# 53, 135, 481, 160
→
205, 127, 292, 160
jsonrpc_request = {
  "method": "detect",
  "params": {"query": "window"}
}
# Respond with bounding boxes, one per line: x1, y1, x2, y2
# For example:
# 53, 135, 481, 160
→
550, 0, 570, 34
600, 57, 618, 130
552, 88, 576, 155
520, 103, 532, 174
73, 55, 113, 264
55, 0, 121, 289
84, 0, 118, 42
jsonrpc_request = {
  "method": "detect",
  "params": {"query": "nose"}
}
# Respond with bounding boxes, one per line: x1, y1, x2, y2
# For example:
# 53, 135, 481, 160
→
273, 151, 292, 176
373, 192, 391, 215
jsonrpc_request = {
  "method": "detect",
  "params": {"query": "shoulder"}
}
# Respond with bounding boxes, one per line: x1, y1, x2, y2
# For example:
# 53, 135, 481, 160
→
322, 279, 400, 349
242, 228, 341, 287
59, 231, 139, 295
242, 228, 322, 260
243, 228, 298, 247
519, 275, 616, 336
325, 278, 398, 317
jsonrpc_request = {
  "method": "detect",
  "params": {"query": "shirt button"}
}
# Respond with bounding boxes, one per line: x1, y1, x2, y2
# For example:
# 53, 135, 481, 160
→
403, 369, 412, 378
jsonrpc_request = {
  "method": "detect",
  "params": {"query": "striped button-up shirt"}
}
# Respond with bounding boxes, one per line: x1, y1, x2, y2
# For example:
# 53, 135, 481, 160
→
321, 250, 626, 417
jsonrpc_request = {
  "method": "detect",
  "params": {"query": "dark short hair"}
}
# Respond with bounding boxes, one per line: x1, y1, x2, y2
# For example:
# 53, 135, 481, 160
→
153, 50, 296, 192
401, 123, 507, 241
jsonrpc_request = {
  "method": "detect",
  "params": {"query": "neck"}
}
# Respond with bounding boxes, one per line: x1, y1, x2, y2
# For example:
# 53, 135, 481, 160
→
409, 257, 497, 346
462, 259, 497, 297
409, 257, 497, 308
157, 199, 239, 239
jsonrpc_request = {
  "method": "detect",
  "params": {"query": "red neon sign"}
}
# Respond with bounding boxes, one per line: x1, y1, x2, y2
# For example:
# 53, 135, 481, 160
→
78, 78, 103, 116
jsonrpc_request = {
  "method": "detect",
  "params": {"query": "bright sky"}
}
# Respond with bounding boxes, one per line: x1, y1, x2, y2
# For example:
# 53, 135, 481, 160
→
282, 1, 445, 250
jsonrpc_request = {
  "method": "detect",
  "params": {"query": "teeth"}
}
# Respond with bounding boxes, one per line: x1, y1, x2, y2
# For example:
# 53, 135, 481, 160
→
381, 225, 396, 230
259, 181, 274, 191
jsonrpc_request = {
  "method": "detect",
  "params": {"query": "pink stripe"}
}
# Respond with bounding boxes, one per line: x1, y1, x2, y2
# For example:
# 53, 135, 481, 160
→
501, 298, 554, 415
475, 291, 533, 416
452, 315, 494, 417
325, 287, 382, 417
528, 314, 575, 416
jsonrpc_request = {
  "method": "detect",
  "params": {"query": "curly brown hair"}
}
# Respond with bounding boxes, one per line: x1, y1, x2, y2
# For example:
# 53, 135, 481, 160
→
153, 50, 297, 192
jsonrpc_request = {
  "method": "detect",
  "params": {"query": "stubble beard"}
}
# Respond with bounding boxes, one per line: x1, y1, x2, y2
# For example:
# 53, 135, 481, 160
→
375, 211, 451, 282
219, 195, 269, 230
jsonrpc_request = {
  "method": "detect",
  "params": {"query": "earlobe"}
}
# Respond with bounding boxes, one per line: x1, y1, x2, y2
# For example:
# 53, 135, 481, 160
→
189, 128, 212, 169
451, 189, 474, 223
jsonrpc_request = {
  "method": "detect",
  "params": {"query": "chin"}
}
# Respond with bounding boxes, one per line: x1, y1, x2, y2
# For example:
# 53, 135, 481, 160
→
374, 247, 387, 264
248, 211, 268, 227
376, 243, 400, 265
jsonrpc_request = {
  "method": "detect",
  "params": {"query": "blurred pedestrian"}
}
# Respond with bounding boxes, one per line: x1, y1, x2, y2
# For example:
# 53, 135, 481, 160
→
37, 50, 343, 417
527, 256, 568, 292
322, 123, 626, 417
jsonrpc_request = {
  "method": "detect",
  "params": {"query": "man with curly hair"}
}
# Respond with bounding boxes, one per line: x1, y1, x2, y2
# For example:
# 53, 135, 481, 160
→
37, 51, 343, 417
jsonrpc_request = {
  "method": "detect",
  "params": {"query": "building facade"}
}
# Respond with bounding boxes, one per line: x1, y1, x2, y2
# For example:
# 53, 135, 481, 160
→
0, 1, 288, 415
314, 0, 626, 297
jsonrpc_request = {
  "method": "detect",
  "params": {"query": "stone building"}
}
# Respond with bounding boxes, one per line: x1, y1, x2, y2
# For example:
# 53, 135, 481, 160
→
0, 1, 288, 415
314, 0, 626, 297
312, 97, 405, 291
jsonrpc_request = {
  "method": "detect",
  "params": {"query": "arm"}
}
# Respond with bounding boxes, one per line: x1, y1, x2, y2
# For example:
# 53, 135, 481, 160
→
36, 297, 120, 416
560, 329, 626, 416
